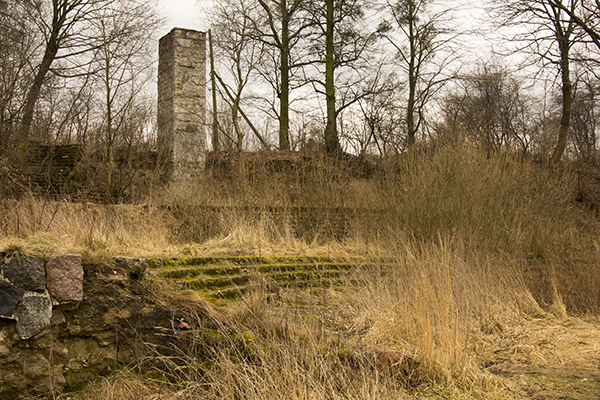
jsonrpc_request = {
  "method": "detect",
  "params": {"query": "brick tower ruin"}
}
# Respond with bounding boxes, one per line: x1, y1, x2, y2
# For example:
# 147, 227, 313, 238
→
158, 28, 206, 181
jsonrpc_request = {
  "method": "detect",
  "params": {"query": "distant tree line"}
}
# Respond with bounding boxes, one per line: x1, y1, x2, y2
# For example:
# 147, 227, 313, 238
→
0, 0, 161, 202
209, 0, 600, 164
1, 0, 599, 202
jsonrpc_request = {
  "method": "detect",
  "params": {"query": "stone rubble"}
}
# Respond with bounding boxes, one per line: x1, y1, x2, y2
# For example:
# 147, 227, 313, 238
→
0, 253, 194, 398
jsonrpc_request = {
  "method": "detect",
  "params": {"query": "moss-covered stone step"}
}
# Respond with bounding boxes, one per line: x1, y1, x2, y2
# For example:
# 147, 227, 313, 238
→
204, 278, 350, 300
149, 262, 354, 280
146, 256, 349, 269
146, 256, 359, 300
154, 269, 345, 288
160, 274, 251, 290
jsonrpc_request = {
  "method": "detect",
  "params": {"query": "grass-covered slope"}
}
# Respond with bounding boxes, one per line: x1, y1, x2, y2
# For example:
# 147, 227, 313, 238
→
3, 143, 600, 398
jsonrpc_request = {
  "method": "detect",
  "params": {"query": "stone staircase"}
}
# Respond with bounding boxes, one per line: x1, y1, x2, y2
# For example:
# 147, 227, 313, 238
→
146, 256, 358, 300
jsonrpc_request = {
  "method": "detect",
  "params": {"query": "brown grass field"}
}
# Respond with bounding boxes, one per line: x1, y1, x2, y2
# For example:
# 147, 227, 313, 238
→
3, 142, 600, 399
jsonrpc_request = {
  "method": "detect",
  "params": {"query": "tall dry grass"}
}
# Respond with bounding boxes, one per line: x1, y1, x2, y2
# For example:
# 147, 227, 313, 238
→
0, 198, 173, 256
66, 240, 525, 400
149, 144, 600, 315
373, 145, 600, 316
5, 141, 600, 399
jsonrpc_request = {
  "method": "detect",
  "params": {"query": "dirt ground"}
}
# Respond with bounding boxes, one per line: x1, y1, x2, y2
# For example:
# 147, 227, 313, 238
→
478, 317, 600, 399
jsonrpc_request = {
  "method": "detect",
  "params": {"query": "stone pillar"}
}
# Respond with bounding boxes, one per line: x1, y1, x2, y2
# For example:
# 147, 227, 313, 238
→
158, 28, 207, 181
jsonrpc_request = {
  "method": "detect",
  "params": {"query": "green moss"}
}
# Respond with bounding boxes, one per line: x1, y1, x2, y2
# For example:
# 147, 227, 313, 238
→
145, 255, 361, 301
201, 329, 258, 359
204, 275, 249, 289
202, 266, 243, 276
146, 258, 162, 269
208, 287, 245, 299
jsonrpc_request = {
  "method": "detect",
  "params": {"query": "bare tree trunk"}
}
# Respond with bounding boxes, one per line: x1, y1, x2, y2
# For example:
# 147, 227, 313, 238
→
209, 29, 219, 152
406, 17, 416, 155
550, 24, 572, 164
19, 0, 93, 139
232, 97, 244, 151
324, 0, 340, 154
19, 36, 59, 139
104, 74, 114, 205
279, 0, 291, 151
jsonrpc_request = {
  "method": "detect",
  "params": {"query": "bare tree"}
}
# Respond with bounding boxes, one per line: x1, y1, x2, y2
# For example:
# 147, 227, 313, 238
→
383, 0, 458, 154
252, 0, 316, 150
208, 29, 220, 151
340, 66, 403, 156
493, 0, 586, 164
29, 70, 97, 144
0, 0, 40, 151
306, 0, 381, 153
570, 74, 600, 162
439, 64, 534, 156
90, 0, 161, 204
547, 0, 600, 52
212, 0, 269, 151
18, 0, 119, 140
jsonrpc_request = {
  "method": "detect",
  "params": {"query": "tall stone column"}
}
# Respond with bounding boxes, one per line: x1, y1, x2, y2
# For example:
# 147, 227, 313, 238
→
158, 28, 206, 181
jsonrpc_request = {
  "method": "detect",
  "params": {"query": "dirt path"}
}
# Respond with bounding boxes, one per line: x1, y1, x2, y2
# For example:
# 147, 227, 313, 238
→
480, 317, 600, 399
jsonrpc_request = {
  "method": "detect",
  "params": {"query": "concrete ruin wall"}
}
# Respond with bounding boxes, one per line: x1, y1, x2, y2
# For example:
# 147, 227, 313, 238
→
158, 28, 207, 181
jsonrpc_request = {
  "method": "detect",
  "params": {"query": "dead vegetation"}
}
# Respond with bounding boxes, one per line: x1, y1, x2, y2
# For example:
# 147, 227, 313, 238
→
3, 143, 600, 399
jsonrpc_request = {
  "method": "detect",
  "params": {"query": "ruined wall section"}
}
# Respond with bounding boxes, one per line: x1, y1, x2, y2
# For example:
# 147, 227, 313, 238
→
158, 28, 207, 181
0, 255, 193, 398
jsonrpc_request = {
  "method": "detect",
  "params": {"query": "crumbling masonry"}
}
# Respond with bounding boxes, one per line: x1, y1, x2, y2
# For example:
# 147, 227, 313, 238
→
158, 28, 207, 181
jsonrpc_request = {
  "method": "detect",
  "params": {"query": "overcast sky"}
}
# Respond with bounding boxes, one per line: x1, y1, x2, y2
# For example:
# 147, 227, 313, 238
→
156, 0, 494, 52
158, 0, 211, 36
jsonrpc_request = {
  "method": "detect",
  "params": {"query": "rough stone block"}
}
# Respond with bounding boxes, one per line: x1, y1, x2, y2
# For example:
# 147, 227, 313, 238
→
46, 253, 83, 303
113, 256, 147, 279
0, 281, 25, 319
15, 292, 52, 340
1, 255, 45, 293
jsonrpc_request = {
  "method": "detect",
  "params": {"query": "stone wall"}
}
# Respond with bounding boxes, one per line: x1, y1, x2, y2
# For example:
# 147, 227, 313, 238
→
14, 144, 83, 197
0, 254, 193, 399
158, 28, 207, 181
0, 254, 82, 341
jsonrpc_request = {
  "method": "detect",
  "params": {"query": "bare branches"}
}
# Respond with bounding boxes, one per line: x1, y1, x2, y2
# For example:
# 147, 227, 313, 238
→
90, 0, 162, 204
492, 0, 582, 163
547, 0, 600, 51
211, 0, 270, 150
213, 70, 271, 149
18, 0, 123, 139
252, 0, 317, 149
383, 0, 460, 153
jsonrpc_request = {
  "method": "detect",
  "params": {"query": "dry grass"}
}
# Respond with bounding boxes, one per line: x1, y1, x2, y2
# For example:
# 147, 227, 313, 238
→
5, 141, 600, 399
0, 199, 174, 256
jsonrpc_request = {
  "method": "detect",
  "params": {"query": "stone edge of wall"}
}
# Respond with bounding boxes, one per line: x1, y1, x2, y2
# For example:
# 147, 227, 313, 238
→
0, 253, 83, 340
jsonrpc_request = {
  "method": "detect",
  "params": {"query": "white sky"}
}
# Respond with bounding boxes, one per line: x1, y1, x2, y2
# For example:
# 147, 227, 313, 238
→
156, 0, 496, 53
158, 0, 211, 36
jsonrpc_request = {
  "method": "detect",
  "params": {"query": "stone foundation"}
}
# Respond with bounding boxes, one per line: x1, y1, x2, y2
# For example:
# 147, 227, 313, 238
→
0, 255, 194, 398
